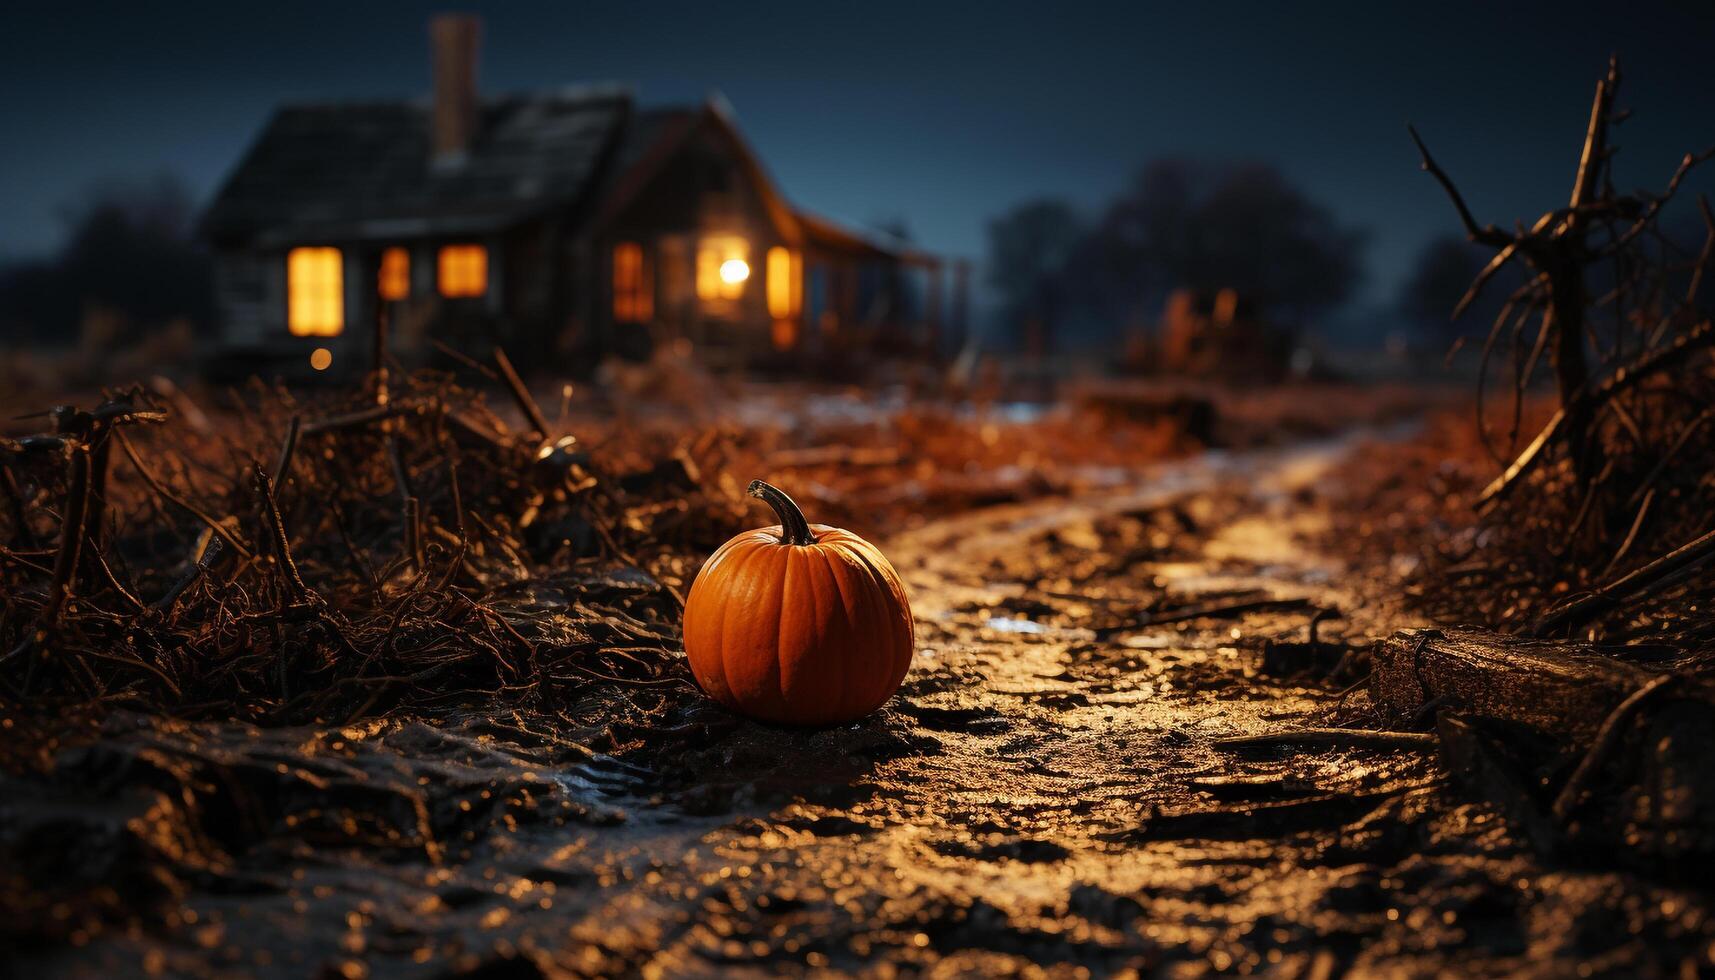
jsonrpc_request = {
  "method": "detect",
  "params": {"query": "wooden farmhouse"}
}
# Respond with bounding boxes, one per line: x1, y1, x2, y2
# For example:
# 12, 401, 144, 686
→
201, 15, 966, 378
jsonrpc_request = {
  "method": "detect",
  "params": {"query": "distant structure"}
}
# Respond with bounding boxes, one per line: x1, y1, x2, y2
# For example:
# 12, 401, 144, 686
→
1149, 287, 1292, 382
201, 15, 965, 377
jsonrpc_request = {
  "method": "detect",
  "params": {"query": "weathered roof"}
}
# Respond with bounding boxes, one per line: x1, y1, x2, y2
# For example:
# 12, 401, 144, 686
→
586, 101, 808, 249
202, 87, 631, 246
203, 86, 927, 267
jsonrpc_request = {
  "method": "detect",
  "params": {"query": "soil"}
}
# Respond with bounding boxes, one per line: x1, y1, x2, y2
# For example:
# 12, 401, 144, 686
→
6, 430, 1713, 978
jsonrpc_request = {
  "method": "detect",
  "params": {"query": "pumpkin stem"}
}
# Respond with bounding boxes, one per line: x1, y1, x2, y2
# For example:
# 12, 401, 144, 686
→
747, 480, 816, 545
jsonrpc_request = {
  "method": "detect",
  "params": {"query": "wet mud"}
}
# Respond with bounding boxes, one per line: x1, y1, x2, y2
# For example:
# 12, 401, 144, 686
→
6, 436, 1713, 977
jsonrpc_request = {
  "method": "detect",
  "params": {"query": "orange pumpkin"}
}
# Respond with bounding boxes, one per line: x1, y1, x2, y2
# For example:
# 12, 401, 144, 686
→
683, 480, 914, 725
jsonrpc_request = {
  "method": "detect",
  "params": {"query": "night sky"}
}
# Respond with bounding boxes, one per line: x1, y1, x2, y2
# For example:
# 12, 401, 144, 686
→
4, 0, 1713, 317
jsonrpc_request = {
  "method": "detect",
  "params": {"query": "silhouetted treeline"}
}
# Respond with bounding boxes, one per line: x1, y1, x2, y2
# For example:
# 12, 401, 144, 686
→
0, 176, 213, 348
985, 159, 1367, 351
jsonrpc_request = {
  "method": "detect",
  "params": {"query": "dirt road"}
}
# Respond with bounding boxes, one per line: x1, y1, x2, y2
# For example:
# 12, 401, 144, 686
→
10, 435, 1711, 977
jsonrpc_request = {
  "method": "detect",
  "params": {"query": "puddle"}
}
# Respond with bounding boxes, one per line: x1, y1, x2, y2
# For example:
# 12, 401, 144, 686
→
983, 616, 1049, 634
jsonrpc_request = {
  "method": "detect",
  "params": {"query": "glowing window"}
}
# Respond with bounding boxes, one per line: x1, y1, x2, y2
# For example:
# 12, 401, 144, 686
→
287, 247, 344, 337
378, 247, 410, 300
766, 247, 801, 320
612, 242, 652, 323
696, 236, 749, 302
438, 244, 487, 298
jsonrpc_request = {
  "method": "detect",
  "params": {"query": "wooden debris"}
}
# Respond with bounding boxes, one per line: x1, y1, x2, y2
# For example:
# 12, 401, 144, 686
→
1099, 780, 1439, 843
1532, 525, 1715, 636
1213, 727, 1435, 752
1099, 595, 1314, 638
492, 347, 551, 443
1144, 595, 1312, 626
301, 401, 422, 436
1369, 626, 1690, 742
1377, 626, 1715, 868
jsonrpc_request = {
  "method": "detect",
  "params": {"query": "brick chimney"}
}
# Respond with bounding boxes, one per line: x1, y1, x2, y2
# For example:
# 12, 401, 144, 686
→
430, 14, 480, 167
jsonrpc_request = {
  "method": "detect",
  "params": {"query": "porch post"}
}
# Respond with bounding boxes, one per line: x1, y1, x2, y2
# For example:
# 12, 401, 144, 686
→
952, 259, 970, 353
926, 260, 944, 358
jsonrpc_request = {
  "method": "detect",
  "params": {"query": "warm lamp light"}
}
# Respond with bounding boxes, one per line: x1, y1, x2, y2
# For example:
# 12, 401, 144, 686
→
310, 347, 333, 371
719, 258, 751, 284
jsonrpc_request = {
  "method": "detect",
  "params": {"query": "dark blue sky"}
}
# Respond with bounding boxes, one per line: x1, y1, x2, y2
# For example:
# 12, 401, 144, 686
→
4, 0, 1713, 311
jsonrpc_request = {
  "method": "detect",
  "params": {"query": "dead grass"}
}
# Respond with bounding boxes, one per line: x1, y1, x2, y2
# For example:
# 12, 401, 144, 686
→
1320, 390, 1715, 649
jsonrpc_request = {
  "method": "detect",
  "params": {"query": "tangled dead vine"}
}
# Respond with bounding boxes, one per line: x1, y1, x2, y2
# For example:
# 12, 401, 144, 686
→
0, 360, 752, 742
1409, 57, 1715, 641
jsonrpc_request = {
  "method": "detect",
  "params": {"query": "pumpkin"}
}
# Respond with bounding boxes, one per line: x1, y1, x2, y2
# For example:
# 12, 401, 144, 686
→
682, 480, 914, 725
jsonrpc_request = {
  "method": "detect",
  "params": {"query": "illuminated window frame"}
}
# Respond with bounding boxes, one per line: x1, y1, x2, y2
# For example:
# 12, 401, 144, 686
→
612, 242, 652, 323
378, 247, 411, 300
287, 247, 344, 337
766, 246, 801, 320
438, 244, 488, 298
696, 236, 749, 302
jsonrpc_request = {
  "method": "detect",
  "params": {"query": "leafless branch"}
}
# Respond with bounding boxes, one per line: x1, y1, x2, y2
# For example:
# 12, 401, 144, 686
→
1408, 124, 1510, 248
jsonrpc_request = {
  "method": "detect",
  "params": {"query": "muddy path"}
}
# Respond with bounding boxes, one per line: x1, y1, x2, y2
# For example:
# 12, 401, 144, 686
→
8, 435, 1712, 978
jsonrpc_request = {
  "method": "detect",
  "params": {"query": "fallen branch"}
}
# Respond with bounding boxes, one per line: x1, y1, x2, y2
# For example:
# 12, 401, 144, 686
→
1370, 627, 1712, 742
429, 337, 500, 381
1531, 524, 1715, 636
1118, 595, 1313, 632
1212, 727, 1435, 752
301, 401, 422, 436
1099, 780, 1441, 843
493, 347, 551, 443
150, 538, 226, 614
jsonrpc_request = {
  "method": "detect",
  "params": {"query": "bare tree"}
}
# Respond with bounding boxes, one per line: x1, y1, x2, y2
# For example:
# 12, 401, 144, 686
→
1096, 159, 1366, 325
1410, 57, 1715, 499
0, 175, 213, 346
